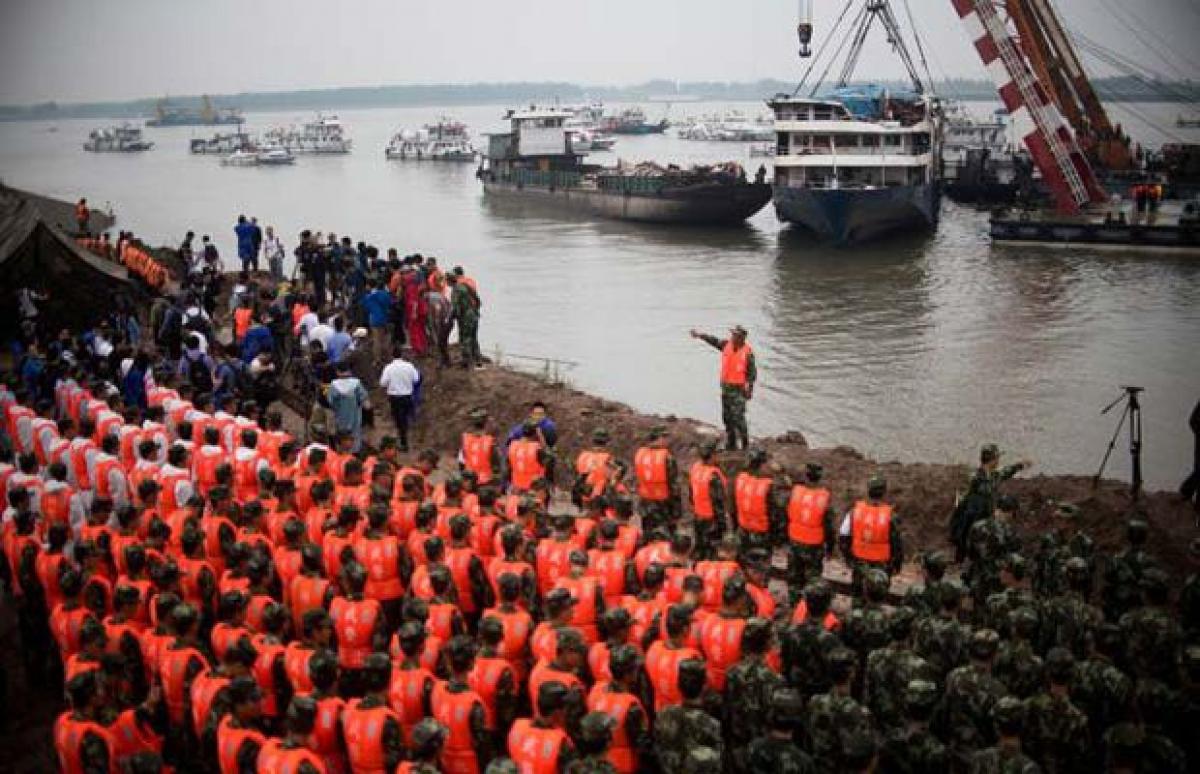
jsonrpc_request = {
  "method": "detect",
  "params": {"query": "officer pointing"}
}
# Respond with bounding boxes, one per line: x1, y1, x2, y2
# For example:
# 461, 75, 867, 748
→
689, 325, 756, 451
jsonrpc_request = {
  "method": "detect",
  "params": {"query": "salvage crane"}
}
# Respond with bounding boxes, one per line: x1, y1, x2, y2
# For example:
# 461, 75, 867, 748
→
950, 0, 1123, 213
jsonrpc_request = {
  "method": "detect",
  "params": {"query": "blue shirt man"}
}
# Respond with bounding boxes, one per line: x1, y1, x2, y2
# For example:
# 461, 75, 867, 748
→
361, 286, 394, 329
504, 401, 557, 449
234, 215, 256, 270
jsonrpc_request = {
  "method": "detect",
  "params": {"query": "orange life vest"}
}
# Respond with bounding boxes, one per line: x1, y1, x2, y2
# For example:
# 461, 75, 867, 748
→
645, 641, 701, 710
850, 501, 892, 564
354, 534, 404, 601
388, 664, 437, 743
461, 432, 496, 483
719, 341, 752, 386
308, 694, 348, 773
534, 538, 573, 596
217, 715, 266, 774
634, 447, 670, 502
431, 682, 485, 774
330, 597, 381, 668
508, 719, 570, 774
507, 438, 544, 491
468, 656, 512, 730
575, 450, 612, 503
341, 700, 401, 774
233, 308, 253, 342
587, 685, 643, 774
483, 607, 533, 682
289, 574, 331, 633
587, 548, 629, 605
688, 462, 726, 520
445, 545, 479, 614
54, 713, 116, 774
190, 671, 230, 736
699, 614, 745, 691
734, 472, 771, 533
256, 739, 326, 774
159, 646, 205, 726
787, 485, 831, 546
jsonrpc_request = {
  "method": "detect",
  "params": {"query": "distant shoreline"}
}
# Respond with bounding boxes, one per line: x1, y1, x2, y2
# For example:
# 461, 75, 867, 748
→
3, 75, 1197, 122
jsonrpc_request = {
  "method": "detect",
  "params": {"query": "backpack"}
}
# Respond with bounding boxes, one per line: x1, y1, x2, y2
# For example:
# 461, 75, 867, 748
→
185, 353, 214, 394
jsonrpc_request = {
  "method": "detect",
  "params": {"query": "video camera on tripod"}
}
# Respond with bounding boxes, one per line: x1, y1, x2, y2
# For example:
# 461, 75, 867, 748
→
1093, 385, 1144, 501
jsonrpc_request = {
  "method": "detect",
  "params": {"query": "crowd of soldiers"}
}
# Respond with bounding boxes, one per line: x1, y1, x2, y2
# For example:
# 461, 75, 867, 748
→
2, 249, 1199, 774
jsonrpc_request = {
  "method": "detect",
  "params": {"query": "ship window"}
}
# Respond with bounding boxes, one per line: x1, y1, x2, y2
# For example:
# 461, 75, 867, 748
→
884, 135, 901, 146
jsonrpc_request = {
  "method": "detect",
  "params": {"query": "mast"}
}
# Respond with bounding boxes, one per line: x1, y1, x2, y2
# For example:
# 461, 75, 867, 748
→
950, 0, 1106, 213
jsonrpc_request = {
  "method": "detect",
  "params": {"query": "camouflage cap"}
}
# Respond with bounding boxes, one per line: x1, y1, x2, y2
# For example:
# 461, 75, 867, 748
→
981, 443, 1000, 462
867, 473, 887, 494
592, 427, 611, 443
747, 447, 768, 466
743, 547, 770, 569
1126, 518, 1148, 541
805, 462, 824, 480
839, 726, 878, 768
647, 425, 668, 439
992, 695, 1025, 727
1065, 556, 1089, 576
904, 679, 940, 711
410, 718, 448, 751
767, 687, 806, 723
485, 759, 519, 774
1105, 722, 1145, 755
1044, 647, 1075, 682
863, 568, 890, 595
1056, 502, 1080, 518
921, 551, 947, 572
996, 494, 1019, 514
578, 711, 615, 744
698, 438, 719, 456
970, 628, 1001, 659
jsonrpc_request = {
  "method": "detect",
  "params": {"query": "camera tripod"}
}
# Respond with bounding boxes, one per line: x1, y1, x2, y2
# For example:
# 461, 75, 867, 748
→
1093, 386, 1144, 501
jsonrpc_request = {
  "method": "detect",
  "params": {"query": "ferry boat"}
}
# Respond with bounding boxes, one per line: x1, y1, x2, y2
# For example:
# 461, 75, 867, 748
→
83, 125, 154, 152
190, 131, 254, 154
385, 119, 476, 161
769, 0, 942, 244
266, 114, 352, 154
599, 107, 668, 135
479, 108, 771, 225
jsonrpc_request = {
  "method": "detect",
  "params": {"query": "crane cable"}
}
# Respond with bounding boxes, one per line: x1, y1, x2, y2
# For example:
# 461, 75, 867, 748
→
805, 2, 871, 97
794, 0, 860, 96
1096, 0, 1200, 78
901, 0, 937, 94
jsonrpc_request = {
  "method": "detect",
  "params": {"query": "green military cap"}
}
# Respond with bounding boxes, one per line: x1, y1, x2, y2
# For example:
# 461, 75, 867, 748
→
1141, 567, 1168, 595
410, 718, 448, 751
867, 473, 887, 494
592, 427, 611, 443
970, 628, 1001, 659
684, 747, 722, 774
1056, 502, 1079, 518
863, 568, 890, 595
743, 547, 770, 569
768, 687, 807, 722
544, 587, 578, 613
981, 443, 1000, 462
922, 551, 947, 572
904, 679, 940, 711
840, 727, 878, 768
1126, 518, 1148, 541
1009, 607, 1039, 637
992, 695, 1024, 727
1004, 553, 1028, 578
698, 438, 719, 455
1044, 647, 1075, 682
730, 325, 748, 337
647, 424, 668, 439
805, 461, 824, 478
608, 643, 641, 673
888, 607, 916, 641
468, 407, 488, 420
556, 626, 588, 654
996, 494, 1018, 514
940, 579, 965, 604
747, 447, 768, 466
578, 711, 615, 744
1105, 722, 1145, 755
677, 658, 708, 683
827, 646, 856, 671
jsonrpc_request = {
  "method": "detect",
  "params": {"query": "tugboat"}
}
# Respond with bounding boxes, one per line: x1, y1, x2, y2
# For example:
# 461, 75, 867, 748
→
768, 0, 943, 244
599, 107, 669, 135
479, 108, 771, 225
83, 125, 154, 152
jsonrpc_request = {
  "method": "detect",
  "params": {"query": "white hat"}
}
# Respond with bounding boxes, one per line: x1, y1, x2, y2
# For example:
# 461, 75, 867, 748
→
353, 327, 368, 338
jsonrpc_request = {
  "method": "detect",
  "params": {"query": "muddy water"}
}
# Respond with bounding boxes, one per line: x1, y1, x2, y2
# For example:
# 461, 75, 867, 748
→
2, 101, 1197, 487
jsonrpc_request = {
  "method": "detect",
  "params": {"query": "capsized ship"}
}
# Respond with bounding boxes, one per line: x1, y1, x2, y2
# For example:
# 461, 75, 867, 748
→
769, 0, 943, 244
479, 108, 771, 225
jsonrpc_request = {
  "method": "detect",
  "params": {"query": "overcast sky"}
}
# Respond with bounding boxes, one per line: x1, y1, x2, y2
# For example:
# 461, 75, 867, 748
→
1, 0, 1197, 104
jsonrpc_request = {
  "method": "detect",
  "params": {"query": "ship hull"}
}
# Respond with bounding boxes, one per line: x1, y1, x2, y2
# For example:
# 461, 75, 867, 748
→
773, 184, 940, 244
482, 180, 771, 225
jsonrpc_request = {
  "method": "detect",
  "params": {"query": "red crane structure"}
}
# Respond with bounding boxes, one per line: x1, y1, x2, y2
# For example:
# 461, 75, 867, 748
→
950, 0, 1120, 213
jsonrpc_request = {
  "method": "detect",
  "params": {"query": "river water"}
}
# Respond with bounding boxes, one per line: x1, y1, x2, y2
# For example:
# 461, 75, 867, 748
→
2, 101, 1198, 489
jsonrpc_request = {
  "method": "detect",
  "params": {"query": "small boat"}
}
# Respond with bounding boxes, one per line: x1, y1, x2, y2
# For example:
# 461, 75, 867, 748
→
568, 129, 617, 153
83, 124, 154, 152
256, 145, 296, 165
190, 131, 254, 154
220, 149, 259, 167
599, 107, 669, 135
385, 119, 476, 161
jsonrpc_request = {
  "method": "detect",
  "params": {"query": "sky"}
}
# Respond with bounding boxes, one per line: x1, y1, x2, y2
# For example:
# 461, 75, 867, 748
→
1, 0, 1198, 104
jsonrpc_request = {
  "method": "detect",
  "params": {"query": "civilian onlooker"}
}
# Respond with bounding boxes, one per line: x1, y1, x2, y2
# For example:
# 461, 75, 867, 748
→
328, 361, 368, 452
263, 226, 285, 281
379, 345, 420, 451
235, 215, 256, 273
360, 280, 394, 365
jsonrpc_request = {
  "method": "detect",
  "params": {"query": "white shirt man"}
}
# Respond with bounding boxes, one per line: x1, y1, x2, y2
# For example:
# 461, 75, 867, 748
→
379, 355, 420, 398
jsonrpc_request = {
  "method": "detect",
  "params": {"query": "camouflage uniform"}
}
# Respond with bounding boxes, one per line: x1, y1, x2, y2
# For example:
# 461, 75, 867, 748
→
993, 638, 1044, 700
725, 656, 785, 762
450, 280, 481, 368
1022, 691, 1092, 773
1070, 653, 1131, 747
903, 578, 948, 618
655, 704, 723, 774
1119, 605, 1182, 683
913, 612, 972, 683
744, 736, 815, 774
949, 459, 1027, 559
983, 588, 1041, 640
637, 445, 681, 534
1042, 591, 1102, 659
864, 643, 935, 731
1179, 571, 1200, 645
935, 662, 1008, 760
782, 619, 841, 700
967, 745, 1041, 774
804, 691, 873, 771
964, 517, 1021, 611
694, 333, 756, 451
1032, 533, 1070, 598
1101, 543, 1155, 622
843, 603, 891, 686
566, 757, 618, 774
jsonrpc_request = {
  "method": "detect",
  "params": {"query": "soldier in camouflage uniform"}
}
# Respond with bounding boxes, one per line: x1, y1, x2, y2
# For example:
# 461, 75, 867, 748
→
879, 679, 948, 774
913, 580, 972, 683
784, 463, 837, 600
783, 582, 843, 700
684, 747, 723, 774
689, 326, 756, 451
863, 607, 935, 732
993, 607, 1045, 699
948, 444, 1031, 562
804, 647, 874, 772
725, 618, 785, 770
448, 272, 482, 369
982, 555, 1039, 639
1118, 569, 1182, 683
968, 696, 1041, 774
655, 659, 723, 774
902, 551, 949, 617
838, 475, 904, 590
567, 712, 619, 774
964, 495, 1022, 613
1123, 680, 1189, 773
745, 688, 816, 774
1022, 647, 1093, 774
844, 569, 893, 689
1042, 557, 1102, 659
1101, 519, 1157, 622
635, 426, 681, 533
734, 448, 788, 559
933, 629, 1008, 766
1070, 623, 1132, 750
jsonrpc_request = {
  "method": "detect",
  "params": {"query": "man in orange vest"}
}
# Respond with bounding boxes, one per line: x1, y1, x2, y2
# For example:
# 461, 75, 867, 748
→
431, 635, 491, 774
689, 325, 756, 451
54, 670, 115, 773
75, 198, 90, 236
785, 462, 836, 601
341, 652, 405, 773
460, 408, 504, 486
838, 474, 904, 587
733, 448, 784, 557
633, 426, 679, 533
509, 681, 578, 772
507, 421, 552, 494
688, 439, 728, 558
572, 427, 615, 510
